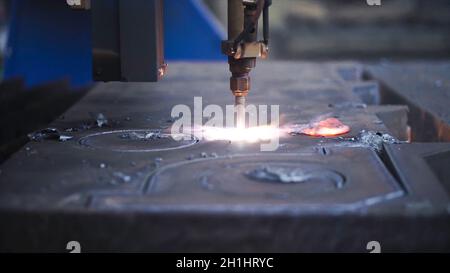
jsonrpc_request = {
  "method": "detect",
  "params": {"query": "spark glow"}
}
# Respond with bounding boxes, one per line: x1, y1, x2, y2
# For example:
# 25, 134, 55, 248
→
200, 125, 282, 143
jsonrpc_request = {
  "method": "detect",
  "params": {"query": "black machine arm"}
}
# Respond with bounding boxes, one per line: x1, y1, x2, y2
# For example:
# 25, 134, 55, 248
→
222, 0, 272, 98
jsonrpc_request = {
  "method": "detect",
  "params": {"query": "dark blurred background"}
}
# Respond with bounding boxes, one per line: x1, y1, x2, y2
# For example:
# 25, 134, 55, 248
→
0, 0, 449, 163
0, 0, 9, 75
0, 0, 449, 70
205, 0, 450, 60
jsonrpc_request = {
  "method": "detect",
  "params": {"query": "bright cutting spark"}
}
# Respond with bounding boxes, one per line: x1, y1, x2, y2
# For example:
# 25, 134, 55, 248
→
201, 125, 282, 143
235, 96, 246, 129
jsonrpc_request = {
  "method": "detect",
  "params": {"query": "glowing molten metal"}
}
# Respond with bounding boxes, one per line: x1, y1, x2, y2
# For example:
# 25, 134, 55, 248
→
301, 117, 350, 137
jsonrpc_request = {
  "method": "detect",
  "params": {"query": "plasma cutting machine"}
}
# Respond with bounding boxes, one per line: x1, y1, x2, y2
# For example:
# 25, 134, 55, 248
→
222, 0, 271, 111
80, 0, 271, 108
5, 0, 271, 112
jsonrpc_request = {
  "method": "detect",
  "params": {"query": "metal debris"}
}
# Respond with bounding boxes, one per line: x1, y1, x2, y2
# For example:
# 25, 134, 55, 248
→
200, 152, 208, 158
113, 172, 132, 183
246, 166, 345, 188
59, 135, 74, 142
338, 130, 400, 152
28, 128, 73, 142
119, 130, 165, 141
90, 112, 109, 128
65, 123, 93, 133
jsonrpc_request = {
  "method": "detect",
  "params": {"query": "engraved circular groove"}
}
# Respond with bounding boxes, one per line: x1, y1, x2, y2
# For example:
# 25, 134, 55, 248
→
79, 129, 199, 152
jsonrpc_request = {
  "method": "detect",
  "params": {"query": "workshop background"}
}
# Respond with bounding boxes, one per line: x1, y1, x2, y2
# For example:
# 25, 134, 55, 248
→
1, 0, 450, 161
205, 0, 450, 59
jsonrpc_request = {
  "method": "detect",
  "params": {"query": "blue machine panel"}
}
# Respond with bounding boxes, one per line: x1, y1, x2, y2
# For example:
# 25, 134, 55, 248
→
164, 0, 225, 61
3, 0, 225, 88
4, 0, 92, 88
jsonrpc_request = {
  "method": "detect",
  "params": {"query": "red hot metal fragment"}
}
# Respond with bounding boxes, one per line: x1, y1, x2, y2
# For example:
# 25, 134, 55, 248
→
301, 118, 350, 137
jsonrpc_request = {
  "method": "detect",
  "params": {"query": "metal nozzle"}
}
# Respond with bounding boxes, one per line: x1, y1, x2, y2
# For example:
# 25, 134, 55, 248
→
225, 0, 271, 99
227, 0, 256, 98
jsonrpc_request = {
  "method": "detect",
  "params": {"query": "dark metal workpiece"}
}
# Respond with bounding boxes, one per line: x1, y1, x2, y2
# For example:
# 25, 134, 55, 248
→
0, 62, 449, 252
384, 143, 450, 201
367, 62, 450, 142
139, 150, 403, 210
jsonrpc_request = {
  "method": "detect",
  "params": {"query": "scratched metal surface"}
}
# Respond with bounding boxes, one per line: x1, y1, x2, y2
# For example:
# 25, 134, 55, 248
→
0, 62, 449, 252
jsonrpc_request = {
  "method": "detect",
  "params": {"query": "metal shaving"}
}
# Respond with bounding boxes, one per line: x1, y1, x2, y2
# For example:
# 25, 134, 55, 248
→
339, 130, 400, 152
90, 112, 109, 128
246, 166, 313, 183
119, 131, 166, 141
28, 128, 73, 142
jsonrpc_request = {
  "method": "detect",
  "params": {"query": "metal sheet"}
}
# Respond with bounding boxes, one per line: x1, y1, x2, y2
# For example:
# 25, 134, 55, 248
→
0, 62, 449, 252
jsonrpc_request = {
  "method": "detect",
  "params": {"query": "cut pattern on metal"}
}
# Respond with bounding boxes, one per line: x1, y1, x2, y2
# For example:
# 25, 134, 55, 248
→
79, 129, 199, 152
141, 153, 404, 211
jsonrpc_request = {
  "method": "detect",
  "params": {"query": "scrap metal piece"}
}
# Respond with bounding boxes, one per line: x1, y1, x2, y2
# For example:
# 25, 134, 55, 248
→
90, 112, 109, 128
337, 130, 400, 152
28, 128, 73, 142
